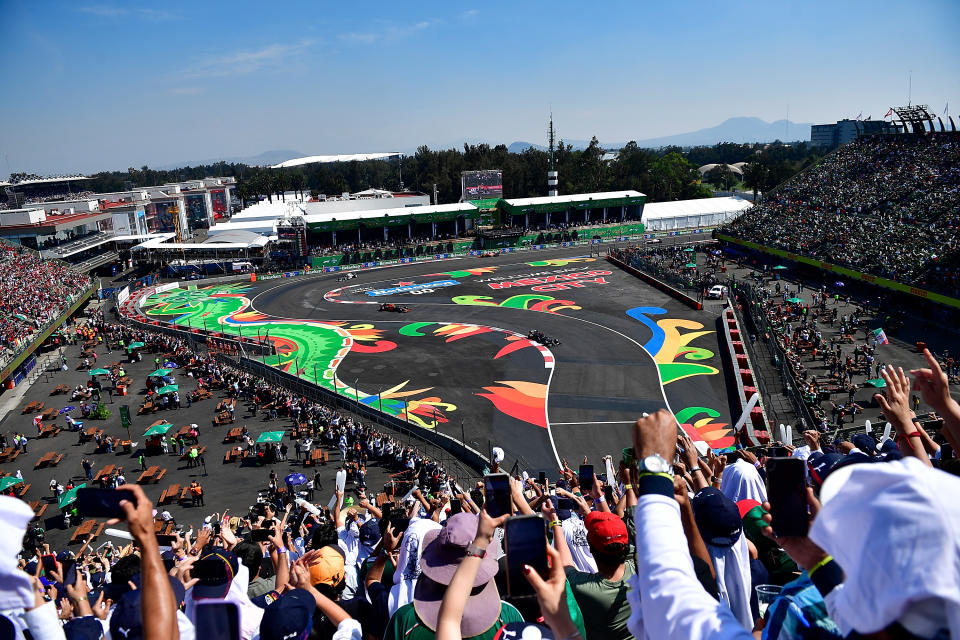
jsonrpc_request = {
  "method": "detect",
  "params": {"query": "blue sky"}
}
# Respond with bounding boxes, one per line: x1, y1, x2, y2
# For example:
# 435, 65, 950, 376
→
1, 0, 958, 174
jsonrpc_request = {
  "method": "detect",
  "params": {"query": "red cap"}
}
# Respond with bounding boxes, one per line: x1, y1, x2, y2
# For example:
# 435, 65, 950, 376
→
736, 499, 762, 519
585, 511, 628, 550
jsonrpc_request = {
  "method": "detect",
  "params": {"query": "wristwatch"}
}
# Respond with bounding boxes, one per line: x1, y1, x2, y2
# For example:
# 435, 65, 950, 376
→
638, 453, 674, 477
465, 543, 487, 559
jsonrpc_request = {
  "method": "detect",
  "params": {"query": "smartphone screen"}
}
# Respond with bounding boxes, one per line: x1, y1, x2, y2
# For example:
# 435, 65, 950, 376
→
578, 465, 594, 492
250, 528, 272, 543
765, 457, 809, 537
448, 499, 462, 515
194, 602, 240, 640
62, 561, 78, 587
603, 485, 614, 504
156, 534, 177, 547
768, 446, 789, 458
41, 554, 59, 576
75, 488, 130, 519
193, 557, 230, 583
538, 471, 547, 486
505, 516, 547, 598
483, 473, 511, 518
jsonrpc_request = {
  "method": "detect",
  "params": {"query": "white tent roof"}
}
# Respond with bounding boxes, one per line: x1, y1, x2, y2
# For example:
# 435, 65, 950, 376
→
270, 153, 402, 168
502, 190, 644, 207
132, 233, 271, 251
642, 196, 752, 220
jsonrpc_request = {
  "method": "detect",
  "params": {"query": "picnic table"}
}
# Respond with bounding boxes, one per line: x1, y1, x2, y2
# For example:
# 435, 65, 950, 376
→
51, 384, 71, 395
180, 445, 206, 461
41, 408, 59, 421
192, 389, 213, 401
39, 425, 61, 439
0, 448, 21, 463
93, 464, 117, 482
33, 452, 63, 469
213, 411, 234, 426
223, 428, 243, 443
305, 448, 329, 466
137, 465, 160, 484
81, 427, 103, 443
70, 519, 105, 545
23, 401, 44, 414
176, 425, 194, 438
223, 447, 247, 464
138, 401, 157, 415
159, 483, 182, 505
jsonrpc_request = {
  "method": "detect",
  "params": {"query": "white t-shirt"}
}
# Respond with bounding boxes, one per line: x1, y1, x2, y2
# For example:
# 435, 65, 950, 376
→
561, 516, 598, 574
388, 517, 442, 615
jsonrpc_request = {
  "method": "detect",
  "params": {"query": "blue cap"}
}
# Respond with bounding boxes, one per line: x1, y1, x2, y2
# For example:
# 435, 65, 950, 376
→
691, 487, 742, 547
109, 590, 143, 640
259, 589, 314, 640
130, 574, 186, 608
250, 589, 281, 609
191, 548, 239, 600
64, 616, 104, 640
852, 434, 878, 455
808, 453, 843, 487
359, 518, 380, 548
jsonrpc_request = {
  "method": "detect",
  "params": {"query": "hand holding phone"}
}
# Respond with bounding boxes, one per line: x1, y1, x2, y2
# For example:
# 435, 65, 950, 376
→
578, 465, 594, 492
75, 488, 131, 519
765, 457, 809, 537
505, 515, 547, 598
483, 473, 512, 518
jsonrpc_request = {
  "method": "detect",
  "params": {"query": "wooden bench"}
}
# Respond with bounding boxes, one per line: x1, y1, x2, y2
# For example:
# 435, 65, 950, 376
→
16, 484, 30, 498
93, 464, 117, 483
39, 425, 61, 439
193, 389, 213, 401
41, 408, 59, 421
180, 445, 206, 461
213, 412, 234, 426
71, 519, 97, 544
0, 448, 20, 463
223, 428, 243, 443
51, 454, 64, 467
179, 487, 192, 503
23, 401, 44, 414
305, 449, 328, 466
51, 385, 71, 395
153, 468, 167, 482
138, 401, 157, 415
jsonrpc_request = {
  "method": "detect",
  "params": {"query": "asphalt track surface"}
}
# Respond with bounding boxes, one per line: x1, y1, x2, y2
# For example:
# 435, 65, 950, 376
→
249, 247, 733, 473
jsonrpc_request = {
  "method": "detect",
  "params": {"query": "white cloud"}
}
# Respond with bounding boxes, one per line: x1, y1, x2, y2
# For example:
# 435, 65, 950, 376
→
460, 9, 479, 19
184, 39, 316, 77
337, 19, 438, 45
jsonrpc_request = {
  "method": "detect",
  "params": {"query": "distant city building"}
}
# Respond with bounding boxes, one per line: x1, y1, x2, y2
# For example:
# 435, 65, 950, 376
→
810, 118, 901, 147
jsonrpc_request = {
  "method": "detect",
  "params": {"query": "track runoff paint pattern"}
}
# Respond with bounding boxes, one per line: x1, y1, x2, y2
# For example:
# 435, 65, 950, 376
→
138, 253, 734, 471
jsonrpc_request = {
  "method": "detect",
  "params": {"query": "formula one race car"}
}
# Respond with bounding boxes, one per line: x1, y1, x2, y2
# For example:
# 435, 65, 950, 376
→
379, 303, 411, 313
528, 330, 560, 347
336, 272, 358, 282
479, 251, 499, 258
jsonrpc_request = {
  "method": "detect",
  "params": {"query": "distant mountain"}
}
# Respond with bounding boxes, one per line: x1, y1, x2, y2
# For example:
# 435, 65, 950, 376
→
509, 117, 810, 153
155, 149, 304, 170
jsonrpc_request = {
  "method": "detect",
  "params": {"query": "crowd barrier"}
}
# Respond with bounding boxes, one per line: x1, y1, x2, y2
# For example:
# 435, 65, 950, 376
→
605, 254, 703, 310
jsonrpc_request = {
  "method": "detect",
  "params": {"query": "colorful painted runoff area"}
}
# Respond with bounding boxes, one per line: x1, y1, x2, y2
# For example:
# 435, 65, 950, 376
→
138, 253, 734, 471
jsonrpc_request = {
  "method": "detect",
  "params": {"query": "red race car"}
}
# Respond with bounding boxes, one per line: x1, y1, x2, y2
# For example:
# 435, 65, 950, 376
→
379, 303, 411, 313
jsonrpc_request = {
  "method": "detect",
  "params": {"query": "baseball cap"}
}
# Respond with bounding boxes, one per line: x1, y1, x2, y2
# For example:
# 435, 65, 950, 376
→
64, 616, 104, 640
808, 453, 843, 488
691, 487, 742, 548
584, 511, 628, 552
191, 548, 238, 600
852, 434, 878, 455
308, 545, 345, 587
359, 518, 381, 548
736, 499, 762, 519
259, 589, 314, 640
109, 589, 143, 640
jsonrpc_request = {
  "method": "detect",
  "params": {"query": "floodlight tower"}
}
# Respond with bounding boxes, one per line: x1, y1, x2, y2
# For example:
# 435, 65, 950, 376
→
547, 113, 558, 197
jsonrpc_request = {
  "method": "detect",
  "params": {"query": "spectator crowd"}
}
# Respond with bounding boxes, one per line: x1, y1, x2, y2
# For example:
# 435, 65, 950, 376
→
722, 134, 960, 297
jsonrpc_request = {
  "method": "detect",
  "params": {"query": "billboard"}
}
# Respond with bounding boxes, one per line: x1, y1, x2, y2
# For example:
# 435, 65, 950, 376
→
461, 170, 503, 201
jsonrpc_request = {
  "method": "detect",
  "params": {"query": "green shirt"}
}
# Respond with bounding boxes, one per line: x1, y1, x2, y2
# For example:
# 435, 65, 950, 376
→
385, 601, 523, 640
565, 559, 637, 640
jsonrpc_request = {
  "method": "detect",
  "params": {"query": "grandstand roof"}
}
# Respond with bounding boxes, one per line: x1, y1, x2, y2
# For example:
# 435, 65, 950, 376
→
500, 191, 646, 215
697, 163, 744, 176
132, 232, 271, 251
270, 153, 402, 169
642, 196, 752, 220
0, 175, 90, 188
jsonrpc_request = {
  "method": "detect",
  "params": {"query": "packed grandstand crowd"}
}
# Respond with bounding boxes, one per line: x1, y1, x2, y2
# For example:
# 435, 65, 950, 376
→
0, 243, 91, 357
721, 134, 960, 297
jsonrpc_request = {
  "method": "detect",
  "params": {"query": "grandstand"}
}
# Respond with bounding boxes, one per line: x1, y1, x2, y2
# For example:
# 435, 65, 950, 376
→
718, 131, 960, 304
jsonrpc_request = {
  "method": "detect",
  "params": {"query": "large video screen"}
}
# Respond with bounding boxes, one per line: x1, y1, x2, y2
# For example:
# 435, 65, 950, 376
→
461, 170, 503, 201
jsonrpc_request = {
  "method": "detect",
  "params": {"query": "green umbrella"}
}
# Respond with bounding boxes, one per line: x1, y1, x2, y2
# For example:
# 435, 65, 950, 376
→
786, 297, 804, 303
256, 431, 286, 444
143, 423, 174, 436
148, 368, 172, 377
684, 262, 697, 268
156, 384, 178, 394
89, 368, 110, 376
773, 265, 788, 270
0, 476, 23, 492
683, 247, 695, 252
128, 342, 145, 349
865, 378, 887, 388
58, 483, 86, 510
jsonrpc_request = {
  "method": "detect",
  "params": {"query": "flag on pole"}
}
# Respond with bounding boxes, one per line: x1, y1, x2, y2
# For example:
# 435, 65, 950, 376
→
856, 112, 863, 120
945, 102, 950, 118
884, 108, 893, 118
874, 328, 889, 345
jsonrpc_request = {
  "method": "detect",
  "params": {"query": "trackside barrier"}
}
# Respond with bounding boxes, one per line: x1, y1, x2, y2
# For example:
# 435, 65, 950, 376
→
721, 301, 771, 445
606, 255, 703, 310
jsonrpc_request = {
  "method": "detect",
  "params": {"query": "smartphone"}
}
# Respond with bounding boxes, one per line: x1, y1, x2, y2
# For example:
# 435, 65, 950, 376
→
194, 601, 240, 640
768, 446, 789, 458
622, 447, 635, 467
75, 488, 130, 519
483, 473, 511, 518
603, 485, 614, 504
765, 457, 809, 537
62, 561, 78, 587
504, 515, 548, 599
156, 534, 177, 547
538, 471, 547, 486
250, 528, 272, 543
578, 465, 594, 492
448, 498, 462, 515
41, 554, 59, 576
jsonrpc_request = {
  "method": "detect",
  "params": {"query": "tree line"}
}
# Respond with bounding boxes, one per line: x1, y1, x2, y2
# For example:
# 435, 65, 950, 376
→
80, 138, 825, 205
